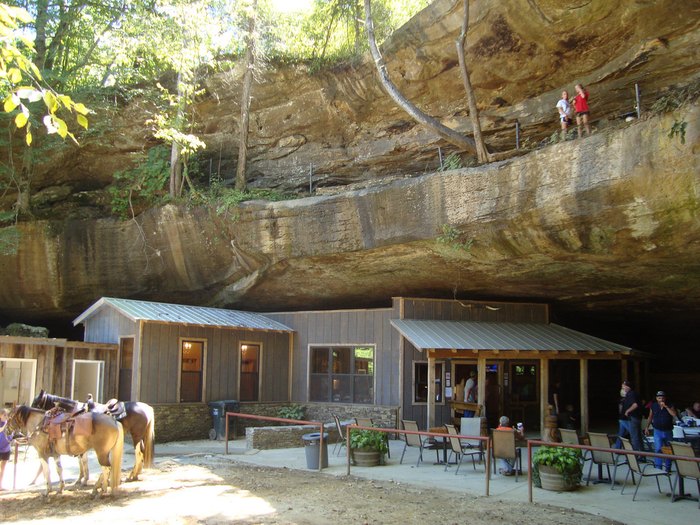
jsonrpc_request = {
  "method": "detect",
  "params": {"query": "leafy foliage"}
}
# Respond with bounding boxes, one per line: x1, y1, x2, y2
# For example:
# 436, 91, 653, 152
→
531, 445, 583, 487
108, 145, 170, 218
277, 404, 306, 420
436, 224, 473, 252
207, 185, 296, 217
349, 428, 389, 454
437, 152, 463, 172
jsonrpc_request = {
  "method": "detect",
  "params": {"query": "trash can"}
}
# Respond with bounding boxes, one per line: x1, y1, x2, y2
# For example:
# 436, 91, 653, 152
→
302, 432, 328, 469
208, 400, 240, 440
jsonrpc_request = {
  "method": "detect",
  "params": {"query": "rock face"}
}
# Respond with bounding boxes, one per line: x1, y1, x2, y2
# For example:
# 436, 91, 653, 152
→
0, 0, 698, 353
0, 108, 698, 351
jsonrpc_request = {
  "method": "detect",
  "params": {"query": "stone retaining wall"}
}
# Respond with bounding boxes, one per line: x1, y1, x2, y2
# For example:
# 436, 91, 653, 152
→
153, 403, 211, 442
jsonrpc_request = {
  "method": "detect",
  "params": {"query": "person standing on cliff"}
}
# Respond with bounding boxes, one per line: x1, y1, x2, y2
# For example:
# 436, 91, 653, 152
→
572, 83, 591, 138
556, 90, 573, 140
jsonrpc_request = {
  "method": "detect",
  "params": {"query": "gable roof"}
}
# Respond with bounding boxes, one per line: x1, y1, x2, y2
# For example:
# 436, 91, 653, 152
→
390, 319, 633, 354
73, 297, 293, 333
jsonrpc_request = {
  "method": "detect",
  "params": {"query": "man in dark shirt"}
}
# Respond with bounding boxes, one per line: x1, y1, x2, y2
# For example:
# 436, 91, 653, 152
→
618, 380, 643, 450
645, 391, 678, 471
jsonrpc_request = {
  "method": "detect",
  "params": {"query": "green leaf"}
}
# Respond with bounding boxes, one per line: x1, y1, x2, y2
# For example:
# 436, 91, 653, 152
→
76, 114, 88, 129
8, 67, 22, 83
25, 129, 32, 146
73, 102, 89, 115
43, 91, 58, 113
3, 94, 19, 113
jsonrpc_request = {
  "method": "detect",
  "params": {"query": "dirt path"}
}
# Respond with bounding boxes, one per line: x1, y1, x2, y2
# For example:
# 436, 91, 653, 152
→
0, 457, 620, 524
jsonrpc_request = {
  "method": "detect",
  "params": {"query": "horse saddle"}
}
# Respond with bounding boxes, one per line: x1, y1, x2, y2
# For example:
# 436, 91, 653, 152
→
44, 409, 93, 440
86, 398, 127, 421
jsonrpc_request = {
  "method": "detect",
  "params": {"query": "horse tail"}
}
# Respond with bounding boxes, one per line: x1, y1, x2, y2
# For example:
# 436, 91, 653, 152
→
111, 419, 125, 493
143, 406, 155, 468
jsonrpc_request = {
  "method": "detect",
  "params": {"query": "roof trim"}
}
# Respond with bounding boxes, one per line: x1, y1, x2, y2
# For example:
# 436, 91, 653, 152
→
390, 319, 634, 354
73, 297, 294, 333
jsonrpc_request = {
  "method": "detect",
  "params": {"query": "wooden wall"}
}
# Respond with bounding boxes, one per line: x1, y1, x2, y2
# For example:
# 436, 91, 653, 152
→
138, 322, 291, 404
265, 307, 401, 406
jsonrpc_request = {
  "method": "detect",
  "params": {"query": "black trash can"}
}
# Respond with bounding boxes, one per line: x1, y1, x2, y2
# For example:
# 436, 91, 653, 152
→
208, 400, 240, 440
302, 432, 328, 469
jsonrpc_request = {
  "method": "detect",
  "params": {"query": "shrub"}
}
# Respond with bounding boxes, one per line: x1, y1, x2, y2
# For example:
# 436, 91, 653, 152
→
532, 445, 583, 487
349, 429, 389, 455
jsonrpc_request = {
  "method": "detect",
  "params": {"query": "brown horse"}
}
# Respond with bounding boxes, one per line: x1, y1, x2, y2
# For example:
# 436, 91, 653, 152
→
32, 391, 155, 481
7, 405, 124, 497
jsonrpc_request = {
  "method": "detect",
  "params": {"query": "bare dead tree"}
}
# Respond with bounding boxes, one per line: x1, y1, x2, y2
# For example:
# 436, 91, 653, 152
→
363, 0, 477, 154
456, 0, 490, 163
235, 0, 258, 191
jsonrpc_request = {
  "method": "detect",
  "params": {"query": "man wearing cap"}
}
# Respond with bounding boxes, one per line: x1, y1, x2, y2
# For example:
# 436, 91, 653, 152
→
645, 391, 678, 471
617, 380, 643, 451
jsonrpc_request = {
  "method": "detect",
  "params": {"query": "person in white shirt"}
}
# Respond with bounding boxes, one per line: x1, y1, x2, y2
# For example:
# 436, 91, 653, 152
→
556, 90, 573, 140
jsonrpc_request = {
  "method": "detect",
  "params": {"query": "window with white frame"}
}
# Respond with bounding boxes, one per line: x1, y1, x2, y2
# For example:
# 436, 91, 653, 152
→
309, 345, 374, 404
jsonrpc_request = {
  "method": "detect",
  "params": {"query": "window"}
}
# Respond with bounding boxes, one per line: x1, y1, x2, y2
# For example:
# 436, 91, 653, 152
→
240, 343, 260, 402
309, 346, 374, 404
413, 361, 444, 404
72, 360, 104, 402
180, 340, 204, 402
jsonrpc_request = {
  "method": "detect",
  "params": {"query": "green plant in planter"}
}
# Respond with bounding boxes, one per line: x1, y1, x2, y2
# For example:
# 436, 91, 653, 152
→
349, 429, 389, 455
532, 446, 583, 489
277, 404, 305, 421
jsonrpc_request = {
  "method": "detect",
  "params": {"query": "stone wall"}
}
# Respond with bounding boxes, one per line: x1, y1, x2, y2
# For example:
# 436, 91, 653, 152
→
153, 403, 211, 442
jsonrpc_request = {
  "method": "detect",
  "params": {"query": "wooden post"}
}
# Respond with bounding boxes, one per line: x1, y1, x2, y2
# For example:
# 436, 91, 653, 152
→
580, 359, 589, 435
477, 354, 486, 416
540, 357, 549, 440
427, 351, 436, 430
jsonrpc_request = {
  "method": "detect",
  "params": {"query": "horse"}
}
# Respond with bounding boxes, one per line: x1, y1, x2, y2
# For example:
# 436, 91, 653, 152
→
32, 391, 155, 481
6, 405, 124, 497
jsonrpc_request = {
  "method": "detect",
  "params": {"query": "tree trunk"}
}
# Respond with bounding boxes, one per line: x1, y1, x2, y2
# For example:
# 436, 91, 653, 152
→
363, 0, 476, 154
457, 0, 490, 163
34, 0, 49, 69
235, 0, 258, 192
169, 73, 184, 197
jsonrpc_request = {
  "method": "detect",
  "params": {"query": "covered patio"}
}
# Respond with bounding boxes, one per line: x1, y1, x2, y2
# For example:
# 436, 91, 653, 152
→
391, 319, 650, 435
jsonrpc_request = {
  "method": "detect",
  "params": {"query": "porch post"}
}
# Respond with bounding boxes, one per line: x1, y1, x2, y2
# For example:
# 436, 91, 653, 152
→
427, 350, 436, 430
477, 353, 486, 416
580, 358, 589, 435
540, 357, 549, 439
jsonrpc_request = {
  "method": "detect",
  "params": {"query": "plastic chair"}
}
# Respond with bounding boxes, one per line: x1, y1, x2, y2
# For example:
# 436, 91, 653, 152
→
445, 424, 482, 474
670, 441, 700, 508
586, 431, 627, 488
620, 437, 672, 500
399, 420, 433, 467
491, 429, 522, 481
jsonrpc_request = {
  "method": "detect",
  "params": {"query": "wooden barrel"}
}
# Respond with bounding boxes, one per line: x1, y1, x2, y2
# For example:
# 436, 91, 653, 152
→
543, 412, 560, 442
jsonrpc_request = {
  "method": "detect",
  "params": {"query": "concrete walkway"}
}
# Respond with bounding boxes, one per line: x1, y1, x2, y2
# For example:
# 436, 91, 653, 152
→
5, 438, 698, 524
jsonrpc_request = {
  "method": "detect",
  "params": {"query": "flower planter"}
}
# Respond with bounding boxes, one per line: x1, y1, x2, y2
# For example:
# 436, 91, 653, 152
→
538, 464, 579, 491
352, 448, 381, 467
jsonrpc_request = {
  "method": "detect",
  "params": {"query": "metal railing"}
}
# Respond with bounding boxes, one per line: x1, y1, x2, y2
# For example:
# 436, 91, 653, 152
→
345, 424, 492, 496
525, 438, 700, 503
224, 411, 326, 471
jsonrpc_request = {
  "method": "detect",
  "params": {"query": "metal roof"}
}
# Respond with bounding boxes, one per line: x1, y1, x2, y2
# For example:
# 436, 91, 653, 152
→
390, 319, 632, 353
73, 297, 293, 333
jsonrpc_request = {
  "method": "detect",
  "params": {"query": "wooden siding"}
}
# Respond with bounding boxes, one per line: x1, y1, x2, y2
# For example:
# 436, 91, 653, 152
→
0, 336, 117, 403
138, 322, 291, 404
397, 297, 549, 323
265, 308, 401, 406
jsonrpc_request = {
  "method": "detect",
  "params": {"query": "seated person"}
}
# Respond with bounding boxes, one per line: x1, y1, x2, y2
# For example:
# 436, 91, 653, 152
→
683, 401, 700, 419
495, 415, 524, 476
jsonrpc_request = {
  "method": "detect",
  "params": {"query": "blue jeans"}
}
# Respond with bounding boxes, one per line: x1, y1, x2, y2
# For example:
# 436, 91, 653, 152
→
615, 419, 630, 448
499, 458, 515, 473
628, 416, 643, 451
653, 429, 673, 470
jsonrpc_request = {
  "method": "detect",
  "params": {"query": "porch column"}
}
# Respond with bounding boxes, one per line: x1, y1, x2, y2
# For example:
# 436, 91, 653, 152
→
580, 358, 589, 435
427, 350, 436, 430
477, 353, 486, 416
540, 356, 549, 439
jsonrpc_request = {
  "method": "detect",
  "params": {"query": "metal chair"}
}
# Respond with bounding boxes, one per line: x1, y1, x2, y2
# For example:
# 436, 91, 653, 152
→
332, 413, 349, 456
620, 437, 672, 501
559, 428, 590, 462
670, 441, 700, 508
399, 420, 433, 467
445, 424, 482, 474
491, 429, 522, 481
586, 431, 628, 488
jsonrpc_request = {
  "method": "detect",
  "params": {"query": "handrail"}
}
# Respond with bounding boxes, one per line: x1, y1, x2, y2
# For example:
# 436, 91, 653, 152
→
525, 438, 700, 503
224, 411, 326, 471
345, 424, 492, 496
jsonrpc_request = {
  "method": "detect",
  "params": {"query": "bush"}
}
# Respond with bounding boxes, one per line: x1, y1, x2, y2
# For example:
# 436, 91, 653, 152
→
349, 429, 389, 455
532, 445, 583, 487
277, 404, 305, 421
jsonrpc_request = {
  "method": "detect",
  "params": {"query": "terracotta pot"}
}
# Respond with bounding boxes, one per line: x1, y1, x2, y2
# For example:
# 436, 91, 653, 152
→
538, 464, 579, 491
352, 448, 381, 467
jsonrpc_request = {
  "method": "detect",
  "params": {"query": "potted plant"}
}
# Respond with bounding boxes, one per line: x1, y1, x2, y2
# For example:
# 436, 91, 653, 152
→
349, 429, 389, 466
532, 446, 583, 491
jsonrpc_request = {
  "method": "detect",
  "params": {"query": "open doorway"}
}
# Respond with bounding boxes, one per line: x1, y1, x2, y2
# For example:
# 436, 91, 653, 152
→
72, 360, 104, 403
0, 358, 36, 407
549, 360, 581, 430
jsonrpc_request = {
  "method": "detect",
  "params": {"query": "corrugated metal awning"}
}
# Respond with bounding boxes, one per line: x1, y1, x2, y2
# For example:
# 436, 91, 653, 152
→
73, 297, 293, 333
390, 319, 632, 354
